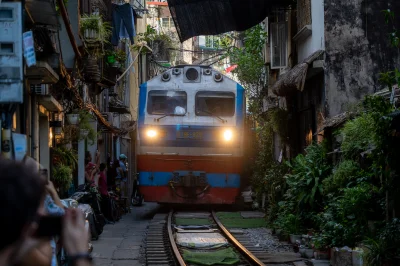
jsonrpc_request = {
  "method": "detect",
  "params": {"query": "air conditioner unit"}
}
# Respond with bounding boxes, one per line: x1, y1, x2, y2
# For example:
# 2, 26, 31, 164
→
31, 84, 49, 95
102, 112, 114, 125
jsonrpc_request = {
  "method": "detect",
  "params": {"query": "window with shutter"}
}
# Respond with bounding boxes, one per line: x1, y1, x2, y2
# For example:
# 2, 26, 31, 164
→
270, 22, 288, 69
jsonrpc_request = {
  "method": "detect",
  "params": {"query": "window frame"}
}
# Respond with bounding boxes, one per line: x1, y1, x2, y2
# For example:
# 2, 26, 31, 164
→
146, 90, 188, 116
270, 22, 288, 69
195, 91, 236, 117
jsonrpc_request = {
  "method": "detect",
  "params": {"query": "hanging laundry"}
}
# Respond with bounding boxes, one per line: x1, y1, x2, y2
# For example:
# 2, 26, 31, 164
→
111, 3, 136, 46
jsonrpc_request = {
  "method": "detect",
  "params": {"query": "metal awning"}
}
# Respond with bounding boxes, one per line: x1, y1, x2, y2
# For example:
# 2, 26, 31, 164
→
272, 50, 324, 96
25, 0, 59, 27
166, 0, 294, 42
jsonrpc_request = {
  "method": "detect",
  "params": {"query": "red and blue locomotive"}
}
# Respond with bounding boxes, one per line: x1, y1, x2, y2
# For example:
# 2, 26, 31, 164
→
137, 65, 245, 204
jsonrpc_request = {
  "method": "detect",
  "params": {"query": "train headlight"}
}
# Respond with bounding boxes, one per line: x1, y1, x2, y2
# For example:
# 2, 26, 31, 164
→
223, 129, 233, 141
146, 129, 157, 138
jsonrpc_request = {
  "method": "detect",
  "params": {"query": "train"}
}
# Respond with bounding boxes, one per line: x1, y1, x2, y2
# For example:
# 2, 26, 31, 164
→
136, 65, 246, 204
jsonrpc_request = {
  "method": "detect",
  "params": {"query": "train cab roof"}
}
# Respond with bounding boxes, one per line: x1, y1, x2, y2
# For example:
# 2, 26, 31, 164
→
142, 65, 244, 91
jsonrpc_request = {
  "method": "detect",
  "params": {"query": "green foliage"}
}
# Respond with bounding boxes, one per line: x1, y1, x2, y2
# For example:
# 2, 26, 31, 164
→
53, 164, 73, 191
340, 113, 376, 159
312, 234, 330, 250
52, 147, 78, 170
316, 184, 377, 248
323, 160, 364, 192
106, 49, 127, 67
336, 184, 376, 223
136, 25, 173, 51
80, 14, 112, 43
363, 237, 392, 266
226, 25, 267, 101
78, 111, 97, 145
285, 143, 331, 209
276, 213, 302, 235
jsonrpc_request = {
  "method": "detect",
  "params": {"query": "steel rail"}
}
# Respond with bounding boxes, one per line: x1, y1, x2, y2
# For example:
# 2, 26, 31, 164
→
167, 210, 187, 266
211, 211, 265, 266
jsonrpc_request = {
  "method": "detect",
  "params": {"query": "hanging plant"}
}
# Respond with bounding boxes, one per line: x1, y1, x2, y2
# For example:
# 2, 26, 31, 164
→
62, 110, 97, 145
80, 14, 112, 43
52, 147, 78, 170
105, 49, 127, 68
77, 110, 97, 145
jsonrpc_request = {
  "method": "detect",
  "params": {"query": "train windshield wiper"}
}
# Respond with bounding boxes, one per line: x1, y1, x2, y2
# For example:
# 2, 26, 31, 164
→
199, 110, 226, 123
155, 113, 184, 122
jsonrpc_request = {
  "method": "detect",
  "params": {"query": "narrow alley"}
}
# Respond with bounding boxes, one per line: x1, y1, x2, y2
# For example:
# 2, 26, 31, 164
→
92, 203, 160, 266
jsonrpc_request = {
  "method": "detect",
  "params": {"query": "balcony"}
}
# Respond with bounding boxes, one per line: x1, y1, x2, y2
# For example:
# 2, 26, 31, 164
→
25, 0, 59, 27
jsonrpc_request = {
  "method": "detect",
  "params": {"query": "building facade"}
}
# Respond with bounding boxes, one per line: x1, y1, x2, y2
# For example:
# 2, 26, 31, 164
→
0, 0, 149, 197
264, 0, 400, 156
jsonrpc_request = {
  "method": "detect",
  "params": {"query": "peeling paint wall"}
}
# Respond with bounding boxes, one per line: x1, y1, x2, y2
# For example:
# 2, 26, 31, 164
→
324, 0, 400, 117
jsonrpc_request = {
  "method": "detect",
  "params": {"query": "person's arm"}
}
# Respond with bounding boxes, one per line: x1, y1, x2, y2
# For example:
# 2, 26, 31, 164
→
17, 241, 52, 266
46, 181, 64, 209
95, 150, 100, 167
62, 209, 92, 266
94, 173, 99, 186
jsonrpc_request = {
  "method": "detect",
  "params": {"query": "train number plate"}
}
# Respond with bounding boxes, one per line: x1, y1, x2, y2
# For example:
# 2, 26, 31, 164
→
176, 131, 203, 139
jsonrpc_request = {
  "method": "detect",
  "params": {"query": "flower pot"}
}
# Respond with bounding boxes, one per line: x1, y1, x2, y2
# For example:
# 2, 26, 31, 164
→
84, 57, 101, 82
80, 129, 89, 138
302, 248, 314, 259
336, 248, 352, 266
352, 250, 363, 266
314, 250, 330, 260
66, 114, 79, 125
84, 29, 100, 40
289, 234, 302, 244
330, 247, 337, 266
299, 247, 306, 256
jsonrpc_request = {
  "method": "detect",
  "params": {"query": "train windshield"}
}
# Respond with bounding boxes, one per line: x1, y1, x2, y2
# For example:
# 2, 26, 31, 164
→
147, 90, 187, 115
195, 91, 235, 117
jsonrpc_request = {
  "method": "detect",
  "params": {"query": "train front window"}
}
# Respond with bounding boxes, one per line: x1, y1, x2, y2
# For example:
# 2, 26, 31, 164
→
195, 91, 235, 117
147, 90, 187, 115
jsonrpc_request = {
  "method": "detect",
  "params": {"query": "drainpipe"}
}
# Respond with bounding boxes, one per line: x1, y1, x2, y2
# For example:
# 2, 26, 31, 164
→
31, 91, 36, 159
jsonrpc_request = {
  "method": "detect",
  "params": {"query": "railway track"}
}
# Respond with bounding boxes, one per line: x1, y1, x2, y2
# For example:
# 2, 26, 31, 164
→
145, 211, 298, 266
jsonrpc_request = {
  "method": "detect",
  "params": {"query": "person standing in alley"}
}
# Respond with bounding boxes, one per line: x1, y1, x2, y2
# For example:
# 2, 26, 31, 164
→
98, 163, 113, 223
118, 154, 128, 197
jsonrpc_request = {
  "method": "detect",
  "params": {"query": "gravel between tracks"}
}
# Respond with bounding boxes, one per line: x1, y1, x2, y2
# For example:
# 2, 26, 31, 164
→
243, 228, 293, 253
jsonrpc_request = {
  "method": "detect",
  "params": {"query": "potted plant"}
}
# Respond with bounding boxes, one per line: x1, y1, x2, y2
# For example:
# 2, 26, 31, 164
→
312, 235, 330, 260
52, 164, 73, 193
66, 113, 80, 125
80, 14, 101, 40
282, 214, 302, 244
115, 49, 127, 72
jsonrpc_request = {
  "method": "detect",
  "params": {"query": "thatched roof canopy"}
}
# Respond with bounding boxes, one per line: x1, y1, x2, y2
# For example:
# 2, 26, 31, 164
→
316, 111, 356, 135
272, 50, 324, 96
